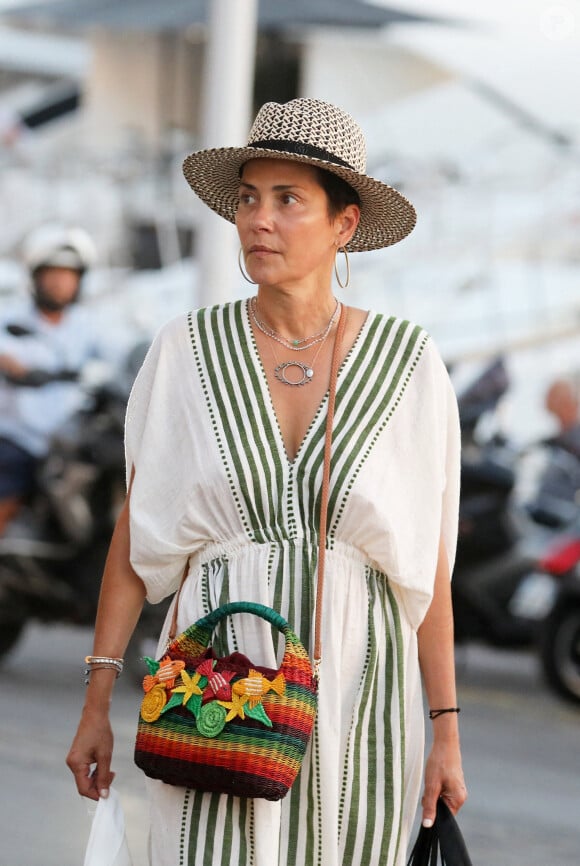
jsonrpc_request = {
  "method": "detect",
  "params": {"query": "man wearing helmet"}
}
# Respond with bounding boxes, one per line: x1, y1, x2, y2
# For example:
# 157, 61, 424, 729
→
0, 225, 101, 534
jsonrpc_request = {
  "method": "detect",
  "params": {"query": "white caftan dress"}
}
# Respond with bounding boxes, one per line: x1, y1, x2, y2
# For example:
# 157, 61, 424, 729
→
125, 300, 460, 866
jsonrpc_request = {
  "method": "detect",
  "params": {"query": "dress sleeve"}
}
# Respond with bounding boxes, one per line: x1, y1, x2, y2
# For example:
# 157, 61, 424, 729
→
373, 336, 461, 630
124, 315, 197, 603
439, 362, 461, 582
412, 339, 461, 596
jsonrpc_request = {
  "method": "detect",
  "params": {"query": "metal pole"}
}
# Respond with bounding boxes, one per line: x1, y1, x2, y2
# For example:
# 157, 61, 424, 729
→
196, 0, 258, 307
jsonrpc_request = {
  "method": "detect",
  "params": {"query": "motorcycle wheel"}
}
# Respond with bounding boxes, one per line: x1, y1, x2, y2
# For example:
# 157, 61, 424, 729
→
0, 620, 25, 661
540, 604, 580, 704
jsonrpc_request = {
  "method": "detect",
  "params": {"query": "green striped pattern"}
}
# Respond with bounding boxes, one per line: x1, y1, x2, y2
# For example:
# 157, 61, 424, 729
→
172, 301, 428, 865
337, 571, 407, 866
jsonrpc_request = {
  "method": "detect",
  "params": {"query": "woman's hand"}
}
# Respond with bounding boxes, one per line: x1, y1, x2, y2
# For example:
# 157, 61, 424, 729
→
66, 704, 115, 801
418, 536, 467, 826
0, 353, 28, 379
421, 738, 467, 826
65, 489, 146, 800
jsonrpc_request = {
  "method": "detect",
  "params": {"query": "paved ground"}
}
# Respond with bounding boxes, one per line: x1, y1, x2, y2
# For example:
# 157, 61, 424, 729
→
452, 645, 580, 865
1, 623, 578, 865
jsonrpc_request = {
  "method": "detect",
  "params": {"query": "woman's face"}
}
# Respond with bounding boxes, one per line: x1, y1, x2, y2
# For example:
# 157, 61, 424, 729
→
236, 159, 357, 290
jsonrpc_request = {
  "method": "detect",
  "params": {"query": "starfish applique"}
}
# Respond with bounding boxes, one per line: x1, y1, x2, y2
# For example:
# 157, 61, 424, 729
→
218, 692, 249, 722
172, 669, 204, 706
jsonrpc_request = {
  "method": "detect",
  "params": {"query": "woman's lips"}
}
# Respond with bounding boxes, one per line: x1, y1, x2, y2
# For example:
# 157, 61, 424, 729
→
248, 246, 276, 255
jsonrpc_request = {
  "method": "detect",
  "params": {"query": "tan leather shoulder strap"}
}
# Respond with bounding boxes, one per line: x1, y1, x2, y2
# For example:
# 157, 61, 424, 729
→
313, 303, 347, 669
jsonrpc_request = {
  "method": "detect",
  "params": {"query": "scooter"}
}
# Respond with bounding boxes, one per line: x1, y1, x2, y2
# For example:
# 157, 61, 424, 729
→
519, 442, 580, 704
534, 531, 580, 704
0, 334, 167, 678
451, 358, 557, 649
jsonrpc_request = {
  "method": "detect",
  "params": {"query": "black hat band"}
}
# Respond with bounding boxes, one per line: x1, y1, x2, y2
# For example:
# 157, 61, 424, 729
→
249, 139, 355, 171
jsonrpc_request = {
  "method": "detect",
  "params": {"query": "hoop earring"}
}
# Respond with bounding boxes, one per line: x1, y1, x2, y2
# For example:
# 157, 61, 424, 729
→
238, 248, 257, 285
334, 246, 350, 290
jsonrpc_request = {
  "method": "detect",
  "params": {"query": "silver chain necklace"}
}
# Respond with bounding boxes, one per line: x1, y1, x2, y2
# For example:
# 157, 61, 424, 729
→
250, 296, 340, 352
262, 304, 341, 386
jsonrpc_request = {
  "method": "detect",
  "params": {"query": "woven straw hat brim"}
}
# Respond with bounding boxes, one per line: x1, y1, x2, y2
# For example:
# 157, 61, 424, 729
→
182, 146, 416, 252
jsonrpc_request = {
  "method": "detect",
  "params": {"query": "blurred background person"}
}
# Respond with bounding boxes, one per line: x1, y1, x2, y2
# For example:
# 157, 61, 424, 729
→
544, 378, 580, 459
0, 224, 99, 534
531, 377, 580, 522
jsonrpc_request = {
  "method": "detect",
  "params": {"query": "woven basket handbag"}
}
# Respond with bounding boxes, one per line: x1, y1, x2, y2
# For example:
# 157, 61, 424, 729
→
134, 306, 346, 800
134, 601, 318, 799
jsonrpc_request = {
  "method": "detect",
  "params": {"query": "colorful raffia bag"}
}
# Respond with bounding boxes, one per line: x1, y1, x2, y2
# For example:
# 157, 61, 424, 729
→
134, 307, 346, 800
134, 602, 317, 800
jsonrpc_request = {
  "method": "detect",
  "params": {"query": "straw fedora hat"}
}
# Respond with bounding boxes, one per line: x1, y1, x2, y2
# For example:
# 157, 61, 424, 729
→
182, 98, 416, 252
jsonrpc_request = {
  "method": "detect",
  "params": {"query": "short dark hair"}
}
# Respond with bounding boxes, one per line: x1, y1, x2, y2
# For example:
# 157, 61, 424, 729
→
314, 168, 361, 219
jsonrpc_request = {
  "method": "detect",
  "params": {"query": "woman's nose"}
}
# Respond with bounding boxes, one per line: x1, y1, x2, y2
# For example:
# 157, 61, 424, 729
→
250, 199, 274, 230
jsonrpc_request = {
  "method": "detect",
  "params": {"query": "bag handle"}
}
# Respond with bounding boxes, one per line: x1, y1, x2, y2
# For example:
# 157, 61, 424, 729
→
407, 800, 473, 866
167, 304, 348, 668
173, 600, 312, 665
193, 600, 292, 635
435, 799, 473, 865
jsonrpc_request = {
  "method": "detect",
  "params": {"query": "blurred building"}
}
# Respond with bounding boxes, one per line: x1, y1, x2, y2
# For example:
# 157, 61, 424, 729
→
0, 1, 455, 266
1, 1, 448, 152
1, 1, 579, 442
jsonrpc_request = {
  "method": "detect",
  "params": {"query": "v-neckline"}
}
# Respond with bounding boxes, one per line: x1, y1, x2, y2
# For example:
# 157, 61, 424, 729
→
242, 299, 371, 466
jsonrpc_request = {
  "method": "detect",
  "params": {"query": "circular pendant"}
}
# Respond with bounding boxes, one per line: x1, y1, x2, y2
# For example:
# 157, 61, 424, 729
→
274, 361, 314, 386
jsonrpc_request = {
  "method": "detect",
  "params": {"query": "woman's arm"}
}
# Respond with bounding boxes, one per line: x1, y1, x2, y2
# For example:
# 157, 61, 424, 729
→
66, 493, 146, 801
417, 536, 467, 826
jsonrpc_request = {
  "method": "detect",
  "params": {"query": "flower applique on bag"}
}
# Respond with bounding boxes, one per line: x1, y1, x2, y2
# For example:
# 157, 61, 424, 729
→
134, 602, 318, 800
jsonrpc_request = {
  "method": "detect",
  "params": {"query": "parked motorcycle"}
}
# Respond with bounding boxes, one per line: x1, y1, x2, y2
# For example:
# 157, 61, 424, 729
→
0, 334, 167, 678
519, 441, 580, 704
451, 356, 580, 703
451, 358, 558, 649
534, 530, 580, 703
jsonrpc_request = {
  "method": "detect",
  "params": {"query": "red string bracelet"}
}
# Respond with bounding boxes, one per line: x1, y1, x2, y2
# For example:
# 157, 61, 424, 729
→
429, 707, 461, 720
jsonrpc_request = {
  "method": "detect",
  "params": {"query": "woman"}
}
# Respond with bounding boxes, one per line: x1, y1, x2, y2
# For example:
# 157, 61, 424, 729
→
67, 98, 466, 866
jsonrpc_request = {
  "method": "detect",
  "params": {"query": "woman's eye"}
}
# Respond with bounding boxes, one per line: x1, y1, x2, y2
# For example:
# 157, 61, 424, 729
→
238, 192, 255, 205
281, 193, 297, 205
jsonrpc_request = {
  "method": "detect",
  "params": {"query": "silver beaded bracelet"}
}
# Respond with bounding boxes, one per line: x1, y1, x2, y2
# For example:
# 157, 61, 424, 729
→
84, 655, 124, 684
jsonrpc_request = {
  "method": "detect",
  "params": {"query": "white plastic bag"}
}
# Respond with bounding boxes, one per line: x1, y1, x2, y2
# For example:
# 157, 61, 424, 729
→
84, 788, 133, 866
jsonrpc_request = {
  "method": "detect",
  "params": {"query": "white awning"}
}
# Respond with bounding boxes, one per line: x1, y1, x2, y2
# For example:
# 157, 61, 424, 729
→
0, 26, 89, 77
378, 3, 579, 136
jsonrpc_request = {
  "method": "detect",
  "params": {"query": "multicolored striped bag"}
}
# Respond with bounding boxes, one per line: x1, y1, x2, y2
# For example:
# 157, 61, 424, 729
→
134, 601, 318, 800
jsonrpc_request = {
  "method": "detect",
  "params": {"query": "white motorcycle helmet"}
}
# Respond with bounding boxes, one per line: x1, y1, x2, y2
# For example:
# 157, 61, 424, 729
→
22, 224, 97, 311
22, 224, 97, 276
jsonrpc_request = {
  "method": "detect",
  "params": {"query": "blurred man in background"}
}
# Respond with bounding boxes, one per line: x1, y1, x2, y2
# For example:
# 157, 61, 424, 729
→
534, 377, 580, 516
0, 225, 100, 533
545, 378, 580, 459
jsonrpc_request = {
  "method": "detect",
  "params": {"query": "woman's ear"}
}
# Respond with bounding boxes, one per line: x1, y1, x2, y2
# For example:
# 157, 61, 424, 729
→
336, 204, 361, 247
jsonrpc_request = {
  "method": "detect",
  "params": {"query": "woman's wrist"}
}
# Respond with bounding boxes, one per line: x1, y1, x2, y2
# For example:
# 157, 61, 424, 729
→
82, 668, 118, 711
429, 706, 460, 720
429, 711, 461, 743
